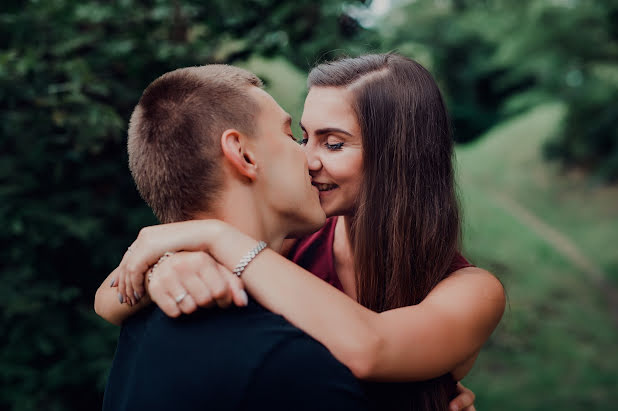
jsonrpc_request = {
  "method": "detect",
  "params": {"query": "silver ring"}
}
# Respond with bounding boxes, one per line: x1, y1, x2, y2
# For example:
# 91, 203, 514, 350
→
174, 292, 188, 304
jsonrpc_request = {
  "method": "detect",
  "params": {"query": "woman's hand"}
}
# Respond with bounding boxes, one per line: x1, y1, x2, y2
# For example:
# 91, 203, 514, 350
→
449, 381, 476, 411
146, 251, 248, 317
111, 219, 225, 306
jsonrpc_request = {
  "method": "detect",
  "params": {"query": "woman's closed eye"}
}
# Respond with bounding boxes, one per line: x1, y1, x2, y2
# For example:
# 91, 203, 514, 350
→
299, 136, 344, 150
325, 142, 344, 150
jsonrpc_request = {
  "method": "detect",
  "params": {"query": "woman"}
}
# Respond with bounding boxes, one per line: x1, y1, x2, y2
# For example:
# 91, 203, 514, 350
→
97, 54, 504, 410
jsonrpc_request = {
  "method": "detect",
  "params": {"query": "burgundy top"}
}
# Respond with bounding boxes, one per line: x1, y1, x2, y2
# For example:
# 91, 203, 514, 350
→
287, 216, 473, 292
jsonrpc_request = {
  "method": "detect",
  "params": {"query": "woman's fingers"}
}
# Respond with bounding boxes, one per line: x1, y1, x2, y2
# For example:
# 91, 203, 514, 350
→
224, 269, 248, 307
123, 237, 156, 304
117, 266, 128, 305
148, 251, 220, 315
124, 222, 212, 289
179, 268, 213, 308
206, 257, 247, 307
187, 252, 235, 309
196, 257, 232, 309
114, 221, 224, 305
152, 291, 182, 317
129, 262, 147, 303
148, 270, 183, 317
176, 293, 198, 315
124, 273, 136, 306
116, 247, 137, 306
116, 229, 165, 305
126, 247, 154, 302
211, 278, 232, 309
146, 250, 247, 316
449, 382, 476, 411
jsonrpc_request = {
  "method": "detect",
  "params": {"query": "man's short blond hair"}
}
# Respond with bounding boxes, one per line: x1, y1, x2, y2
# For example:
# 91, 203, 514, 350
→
128, 65, 262, 223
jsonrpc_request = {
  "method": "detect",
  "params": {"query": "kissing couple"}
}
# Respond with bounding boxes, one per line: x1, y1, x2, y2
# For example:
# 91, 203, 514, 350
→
97, 54, 504, 411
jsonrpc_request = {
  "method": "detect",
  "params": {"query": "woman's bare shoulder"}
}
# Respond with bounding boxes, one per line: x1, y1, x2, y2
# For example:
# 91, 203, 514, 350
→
427, 266, 506, 312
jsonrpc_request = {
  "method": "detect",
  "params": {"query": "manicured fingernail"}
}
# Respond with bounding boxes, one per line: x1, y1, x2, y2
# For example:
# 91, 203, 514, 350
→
134, 291, 141, 301
118, 293, 124, 304
239, 290, 248, 306
110, 277, 117, 287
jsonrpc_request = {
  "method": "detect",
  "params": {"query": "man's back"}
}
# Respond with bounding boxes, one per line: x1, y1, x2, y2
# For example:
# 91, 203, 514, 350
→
103, 300, 367, 411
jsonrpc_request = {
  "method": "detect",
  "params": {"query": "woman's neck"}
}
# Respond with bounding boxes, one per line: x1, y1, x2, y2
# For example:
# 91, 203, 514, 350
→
333, 215, 357, 299
338, 215, 354, 250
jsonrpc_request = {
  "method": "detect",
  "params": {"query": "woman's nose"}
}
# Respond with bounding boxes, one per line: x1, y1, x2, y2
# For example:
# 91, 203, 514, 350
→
303, 145, 322, 171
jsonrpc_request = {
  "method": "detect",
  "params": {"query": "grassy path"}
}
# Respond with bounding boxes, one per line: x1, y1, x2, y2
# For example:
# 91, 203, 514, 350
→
457, 104, 618, 410
490, 191, 618, 325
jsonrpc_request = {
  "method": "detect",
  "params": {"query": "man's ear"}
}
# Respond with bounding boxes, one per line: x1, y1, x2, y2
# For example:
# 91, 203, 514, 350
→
220, 129, 257, 181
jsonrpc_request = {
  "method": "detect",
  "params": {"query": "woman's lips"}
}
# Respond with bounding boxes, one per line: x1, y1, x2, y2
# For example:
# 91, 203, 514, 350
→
312, 182, 338, 192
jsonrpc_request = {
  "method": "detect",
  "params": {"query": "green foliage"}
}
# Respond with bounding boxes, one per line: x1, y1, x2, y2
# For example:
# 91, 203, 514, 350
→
382, 0, 522, 142
0, 1, 372, 409
486, 0, 618, 181
383, 0, 618, 180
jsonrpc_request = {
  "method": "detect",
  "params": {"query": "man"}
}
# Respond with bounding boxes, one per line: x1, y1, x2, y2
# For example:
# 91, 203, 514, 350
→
99, 65, 368, 410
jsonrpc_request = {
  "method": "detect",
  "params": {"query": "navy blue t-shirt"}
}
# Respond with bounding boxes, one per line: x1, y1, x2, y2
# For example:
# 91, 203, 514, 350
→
103, 300, 368, 411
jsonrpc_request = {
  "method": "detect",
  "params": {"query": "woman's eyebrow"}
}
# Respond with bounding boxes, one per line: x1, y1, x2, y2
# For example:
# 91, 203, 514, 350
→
299, 122, 353, 137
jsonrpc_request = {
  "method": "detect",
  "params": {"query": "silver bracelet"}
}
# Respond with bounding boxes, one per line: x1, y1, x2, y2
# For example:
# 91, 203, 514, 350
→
147, 251, 175, 282
233, 241, 267, 277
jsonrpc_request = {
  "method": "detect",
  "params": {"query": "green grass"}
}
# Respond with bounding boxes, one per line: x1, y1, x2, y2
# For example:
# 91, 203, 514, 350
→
457, 104, 618, 410
458, 104, 618, 284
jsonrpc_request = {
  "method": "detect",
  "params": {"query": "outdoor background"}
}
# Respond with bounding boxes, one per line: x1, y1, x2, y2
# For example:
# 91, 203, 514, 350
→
2, 0, 617, 410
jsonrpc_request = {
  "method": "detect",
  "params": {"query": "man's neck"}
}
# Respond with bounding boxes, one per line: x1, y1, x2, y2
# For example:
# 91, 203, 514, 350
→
194, 186, 287, 253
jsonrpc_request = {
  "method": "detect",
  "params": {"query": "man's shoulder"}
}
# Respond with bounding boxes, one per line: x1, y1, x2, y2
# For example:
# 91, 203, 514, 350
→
108, 301, 367, 411
127, 300, 313, 374
107, 301, 312, 410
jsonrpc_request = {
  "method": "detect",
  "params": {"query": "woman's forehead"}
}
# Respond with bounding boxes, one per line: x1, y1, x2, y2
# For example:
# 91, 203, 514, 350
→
302, 87, 359, 134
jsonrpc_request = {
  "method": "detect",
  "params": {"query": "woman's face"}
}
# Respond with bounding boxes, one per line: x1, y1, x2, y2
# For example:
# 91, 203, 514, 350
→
300, 87, 363, 217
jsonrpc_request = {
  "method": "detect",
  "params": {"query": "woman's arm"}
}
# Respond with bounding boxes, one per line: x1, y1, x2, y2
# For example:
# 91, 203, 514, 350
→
368, 267, 503, 380
93, 237, 294, 326
118, 220, 505, 381
212, 227, 504, 381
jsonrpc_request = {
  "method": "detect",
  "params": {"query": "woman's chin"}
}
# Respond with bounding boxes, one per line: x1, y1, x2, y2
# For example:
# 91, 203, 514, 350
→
320, 201, 342, 219
321, 197, 357, 219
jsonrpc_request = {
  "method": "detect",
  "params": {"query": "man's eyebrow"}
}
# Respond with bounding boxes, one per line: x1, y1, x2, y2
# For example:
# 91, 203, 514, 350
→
299, 122, 353, 137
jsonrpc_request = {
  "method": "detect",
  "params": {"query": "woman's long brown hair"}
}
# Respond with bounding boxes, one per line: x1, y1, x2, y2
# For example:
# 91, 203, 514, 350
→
308, 53, 461, 410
